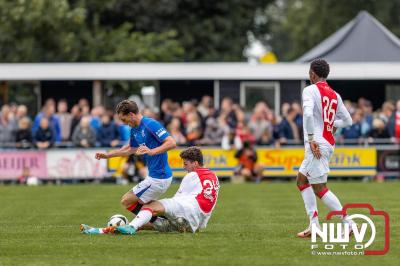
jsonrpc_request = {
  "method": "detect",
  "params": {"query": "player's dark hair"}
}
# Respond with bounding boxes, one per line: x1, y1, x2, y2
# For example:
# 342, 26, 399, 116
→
180, 146, 203, 165
115, 100, 139, 115
310, 58, 330, 78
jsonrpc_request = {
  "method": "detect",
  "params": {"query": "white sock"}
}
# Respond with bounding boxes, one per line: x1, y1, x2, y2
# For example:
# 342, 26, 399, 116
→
299, 184, 319, 224
319, 189, 345, 219
129, 208, 153, 230
343, 215, 355, 226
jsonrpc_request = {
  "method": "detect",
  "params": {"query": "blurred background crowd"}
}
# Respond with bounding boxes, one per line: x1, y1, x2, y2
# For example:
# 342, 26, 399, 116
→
1, 95, 399, 150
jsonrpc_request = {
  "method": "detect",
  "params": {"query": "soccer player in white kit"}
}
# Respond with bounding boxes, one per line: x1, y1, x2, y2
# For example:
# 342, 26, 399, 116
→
296, 59, 355, 238
116, 146, 220, 234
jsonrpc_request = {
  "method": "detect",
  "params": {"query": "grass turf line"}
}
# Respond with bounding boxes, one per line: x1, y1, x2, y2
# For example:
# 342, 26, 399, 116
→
0, 182, 399, 266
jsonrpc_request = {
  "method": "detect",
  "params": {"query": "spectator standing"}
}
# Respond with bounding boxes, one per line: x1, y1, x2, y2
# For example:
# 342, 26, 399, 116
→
15, 117, 32, 148
57, 99, 72, 142
90, 105, 105, 134
341, 109, 362, 141
160, 99, 174, 125
216, 97, 237, 129
16, 104, 30, 122
368, 118, 391, 142
113, 113, 130, 145
379, 101, 394, 124
167, 117, 187, 145
34, 117, 54, 149
142, 107, 158, 120
70, 104, 82, 139
221, 117, 242, 150
197, 95, 213, 119
32, 100, 61, 142
292, 102, 303, 138
185, 112, 202, 144
360, 100, 373, 137
0, 104, 17, 146
281, 102, 290, 118
248, 102, 272, 143
97, 114, 120, 147
8, 102, 18, 120
278, 107, 301, 144
198, 116, 225, 145
72, 116, 96, 147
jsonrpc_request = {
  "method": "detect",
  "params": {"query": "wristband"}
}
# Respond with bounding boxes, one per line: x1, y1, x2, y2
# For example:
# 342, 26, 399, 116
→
308, 134, 314, 142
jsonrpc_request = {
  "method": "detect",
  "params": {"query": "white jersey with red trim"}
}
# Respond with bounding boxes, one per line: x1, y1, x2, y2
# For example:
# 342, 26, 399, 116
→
175, 168, 219, 212
302, 81, 350, 147
173, 168, 220, 227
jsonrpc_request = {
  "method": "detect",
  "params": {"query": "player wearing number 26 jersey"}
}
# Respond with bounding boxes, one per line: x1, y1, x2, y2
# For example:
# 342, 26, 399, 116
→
302, 81, 350, 148
299, 67, 352, 184
296, 59, 354, 238
299, 79, 352, 184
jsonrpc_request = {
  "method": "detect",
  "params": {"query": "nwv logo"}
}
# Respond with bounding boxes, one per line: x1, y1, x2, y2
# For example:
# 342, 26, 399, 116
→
310, 203, 389, 256
312, 214, 375, 248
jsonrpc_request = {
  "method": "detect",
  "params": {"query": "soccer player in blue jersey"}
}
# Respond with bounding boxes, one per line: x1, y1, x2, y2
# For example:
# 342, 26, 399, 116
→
86, 100, 176, 231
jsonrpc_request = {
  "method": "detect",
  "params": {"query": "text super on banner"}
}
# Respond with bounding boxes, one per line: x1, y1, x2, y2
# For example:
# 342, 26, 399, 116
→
167, 147, 377, 177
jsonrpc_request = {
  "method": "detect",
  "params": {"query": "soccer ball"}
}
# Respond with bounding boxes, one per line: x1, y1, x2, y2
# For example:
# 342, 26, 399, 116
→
107, 214, 128, 227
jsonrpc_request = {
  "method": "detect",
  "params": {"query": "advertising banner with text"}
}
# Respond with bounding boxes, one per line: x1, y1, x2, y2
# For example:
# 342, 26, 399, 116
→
168, 147, 376, 177
0, 151, 47, 179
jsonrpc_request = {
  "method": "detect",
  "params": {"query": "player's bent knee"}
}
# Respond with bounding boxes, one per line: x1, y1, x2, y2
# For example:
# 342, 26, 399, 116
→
120, 197, 129, 207
121, 195, 135, 207
311, 184, 327, 196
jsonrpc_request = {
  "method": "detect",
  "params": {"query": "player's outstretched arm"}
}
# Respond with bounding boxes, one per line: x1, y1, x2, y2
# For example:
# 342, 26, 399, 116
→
95, 145, 137, 159
140, 136, 176, 156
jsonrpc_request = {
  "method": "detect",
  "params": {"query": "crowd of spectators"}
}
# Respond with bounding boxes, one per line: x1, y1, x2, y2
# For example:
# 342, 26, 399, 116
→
0, 95, 399, 149
338, 98, 400, 144
0, 98, 127, 149
159, 95, 400, 148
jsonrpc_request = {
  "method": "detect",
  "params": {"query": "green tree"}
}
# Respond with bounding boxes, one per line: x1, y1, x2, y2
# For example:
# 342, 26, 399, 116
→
0, 0, 184, 62
0, 0, 86, 61
78, 0, 273, 61
264, 0, 400, 61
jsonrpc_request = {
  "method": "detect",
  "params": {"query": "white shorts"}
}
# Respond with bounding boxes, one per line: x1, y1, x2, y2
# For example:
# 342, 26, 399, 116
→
132, 176, 172, 204
299, 144, 334, 184
159, 196, 209, 233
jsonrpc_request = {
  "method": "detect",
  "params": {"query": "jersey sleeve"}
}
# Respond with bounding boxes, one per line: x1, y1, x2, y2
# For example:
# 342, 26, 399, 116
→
174, 172, 202, 197
129, 129, 139, 148
302, 86, 315, 111
333, 94, 352, 128
145, 119, 170, 143
302, 86, 315, 134
335, 94, 350, 120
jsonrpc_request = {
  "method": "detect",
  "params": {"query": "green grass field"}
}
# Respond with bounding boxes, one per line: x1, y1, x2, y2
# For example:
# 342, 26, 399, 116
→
0, 182, 399, 266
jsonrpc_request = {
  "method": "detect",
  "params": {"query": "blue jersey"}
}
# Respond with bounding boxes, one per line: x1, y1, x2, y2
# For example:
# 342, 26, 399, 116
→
129, 117, 172, 179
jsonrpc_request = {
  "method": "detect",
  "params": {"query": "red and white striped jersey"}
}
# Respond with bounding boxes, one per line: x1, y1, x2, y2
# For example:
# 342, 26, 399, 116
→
174, 167, 220, 214
302, 81, 349, 147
